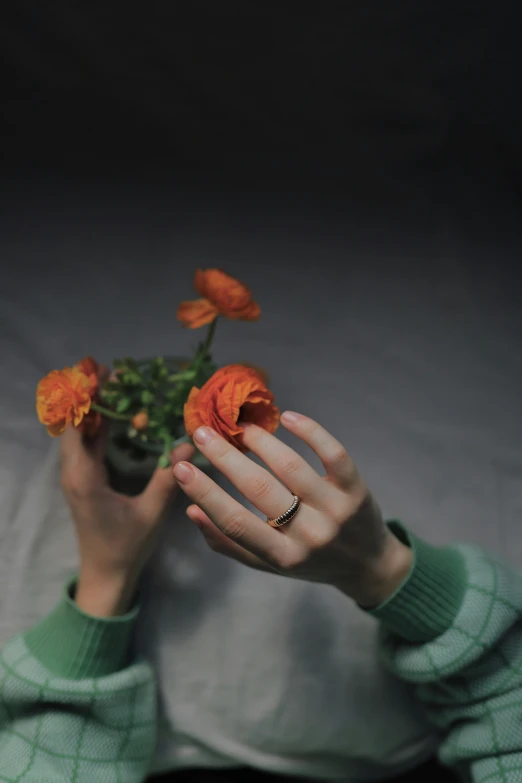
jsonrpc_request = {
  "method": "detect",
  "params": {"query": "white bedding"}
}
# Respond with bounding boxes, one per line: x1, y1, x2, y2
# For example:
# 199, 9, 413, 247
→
0, 174, 521, 778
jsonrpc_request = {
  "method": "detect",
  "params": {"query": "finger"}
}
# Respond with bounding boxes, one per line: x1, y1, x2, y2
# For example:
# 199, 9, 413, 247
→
280, 412, 358, 488
59, 364, 112, 477
135, 442, 195, 521
173, 461, 288, 565
85, 416, 111, 463
191, 427, 294, 520
59, 425, 86, 479
186, 505, 276, 573
240, 423, 332, 507
59, 425, 108, 492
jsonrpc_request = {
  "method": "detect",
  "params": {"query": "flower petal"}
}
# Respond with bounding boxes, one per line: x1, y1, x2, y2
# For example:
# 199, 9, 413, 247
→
177, 299, 220, 329
183, 364, 279, 452
190, 269, 261, 322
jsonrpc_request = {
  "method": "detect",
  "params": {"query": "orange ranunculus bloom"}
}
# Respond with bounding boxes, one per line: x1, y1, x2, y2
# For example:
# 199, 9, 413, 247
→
74, 356, 102, 436
177, 269, 261, 328
184, 364, 279, 452
236, 362, 270, 385
76, 356, 99, 387
36, 367, 94, 437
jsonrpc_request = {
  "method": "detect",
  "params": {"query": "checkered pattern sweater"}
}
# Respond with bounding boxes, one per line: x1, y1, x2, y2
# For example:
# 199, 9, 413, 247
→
1, 522, 522, 782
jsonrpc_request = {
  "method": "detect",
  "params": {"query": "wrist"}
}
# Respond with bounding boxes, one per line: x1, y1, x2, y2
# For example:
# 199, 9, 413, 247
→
335, 531, 413, 608
75, 567, 140, 618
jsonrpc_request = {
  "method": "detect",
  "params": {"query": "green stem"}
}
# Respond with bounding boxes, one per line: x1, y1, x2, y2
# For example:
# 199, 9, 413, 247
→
157, 433, 174, 469
167, 371, 196, 383
91, 402, 132, 422
202, 317, 218, 357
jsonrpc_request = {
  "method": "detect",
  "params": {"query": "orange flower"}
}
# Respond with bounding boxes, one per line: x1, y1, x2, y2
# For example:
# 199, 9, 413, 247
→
76, 356, 99, 387
237, 362, 270, 385
132, 411, 149, 431
184, 364, 279, 452
74, 356, 102, 436
178, 269, 261, 328
36, 367, 94, 437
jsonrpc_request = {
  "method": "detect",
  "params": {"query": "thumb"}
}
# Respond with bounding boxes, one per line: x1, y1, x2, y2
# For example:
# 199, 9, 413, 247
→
85, 416, 111, 463
135, 442, 196, 522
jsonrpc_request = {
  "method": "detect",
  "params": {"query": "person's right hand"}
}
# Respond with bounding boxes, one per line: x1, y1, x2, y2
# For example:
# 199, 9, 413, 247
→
173, 413, 412, 608
60, 417, 194, 618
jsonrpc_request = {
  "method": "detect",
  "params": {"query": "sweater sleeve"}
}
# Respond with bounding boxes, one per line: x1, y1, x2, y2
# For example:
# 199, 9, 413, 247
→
0, 579, 156, 782
370, 522, 522, 783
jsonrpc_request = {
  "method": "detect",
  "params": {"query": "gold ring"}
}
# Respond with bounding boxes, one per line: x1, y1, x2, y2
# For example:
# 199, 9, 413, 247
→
266, 495, 301, 528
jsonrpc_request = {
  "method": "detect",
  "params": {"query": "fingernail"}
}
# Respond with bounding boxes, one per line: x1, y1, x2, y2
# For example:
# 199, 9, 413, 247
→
173, 462, 194, 483
281, 411, 301, 424
193, 426, 213, 445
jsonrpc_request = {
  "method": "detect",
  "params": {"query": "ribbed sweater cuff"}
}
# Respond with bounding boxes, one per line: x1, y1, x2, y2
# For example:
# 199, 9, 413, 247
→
24, 578, 139, 679
368, 521, 468, 643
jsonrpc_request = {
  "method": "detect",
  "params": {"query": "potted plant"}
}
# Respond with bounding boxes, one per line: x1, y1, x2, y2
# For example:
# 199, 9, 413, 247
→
35, 269, 279, 496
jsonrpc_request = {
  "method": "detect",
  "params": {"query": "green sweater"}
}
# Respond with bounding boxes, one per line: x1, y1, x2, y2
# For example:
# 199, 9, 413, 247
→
1, 522, 522, 783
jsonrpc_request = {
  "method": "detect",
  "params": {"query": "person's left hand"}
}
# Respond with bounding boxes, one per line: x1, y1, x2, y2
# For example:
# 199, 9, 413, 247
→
60, 384, 195, 617
173, 412, 412, 608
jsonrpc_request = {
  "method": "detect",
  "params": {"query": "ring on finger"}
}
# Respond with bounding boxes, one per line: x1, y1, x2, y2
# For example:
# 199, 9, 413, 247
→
266, 495, 301, 528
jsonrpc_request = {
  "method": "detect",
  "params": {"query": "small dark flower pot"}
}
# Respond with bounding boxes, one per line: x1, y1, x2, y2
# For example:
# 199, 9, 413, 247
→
103, 356, 211, 496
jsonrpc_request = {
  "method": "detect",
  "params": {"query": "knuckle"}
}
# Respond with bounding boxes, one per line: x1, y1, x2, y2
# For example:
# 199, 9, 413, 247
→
222, 512, 246, 542
274, 542, 308, 573
328, 446, 349, 467
61, 472, 83, 498
278, 457, 302, 477
250, 474, 274, 501
196, 483, 213, 504
324, 495, 350, 522
303, 527, 333, 552
329, 485, 370, 524
303, 421, 319, 437
215, 444, 233, 461
352, 485, 375, 515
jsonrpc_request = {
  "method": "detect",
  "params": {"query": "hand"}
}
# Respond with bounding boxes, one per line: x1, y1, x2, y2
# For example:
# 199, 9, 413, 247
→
173, 412, 412, 607
60, 414, 195, 617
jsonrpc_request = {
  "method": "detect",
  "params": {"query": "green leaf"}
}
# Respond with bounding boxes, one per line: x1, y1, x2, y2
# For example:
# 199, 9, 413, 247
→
151, 357, 164, 374
116, 397, 131, 413
113, 359, 125, 369
158, 454, 171, 469
121, 373, 140, 386
123, 357, 139, 371
141, 390, 155, 405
